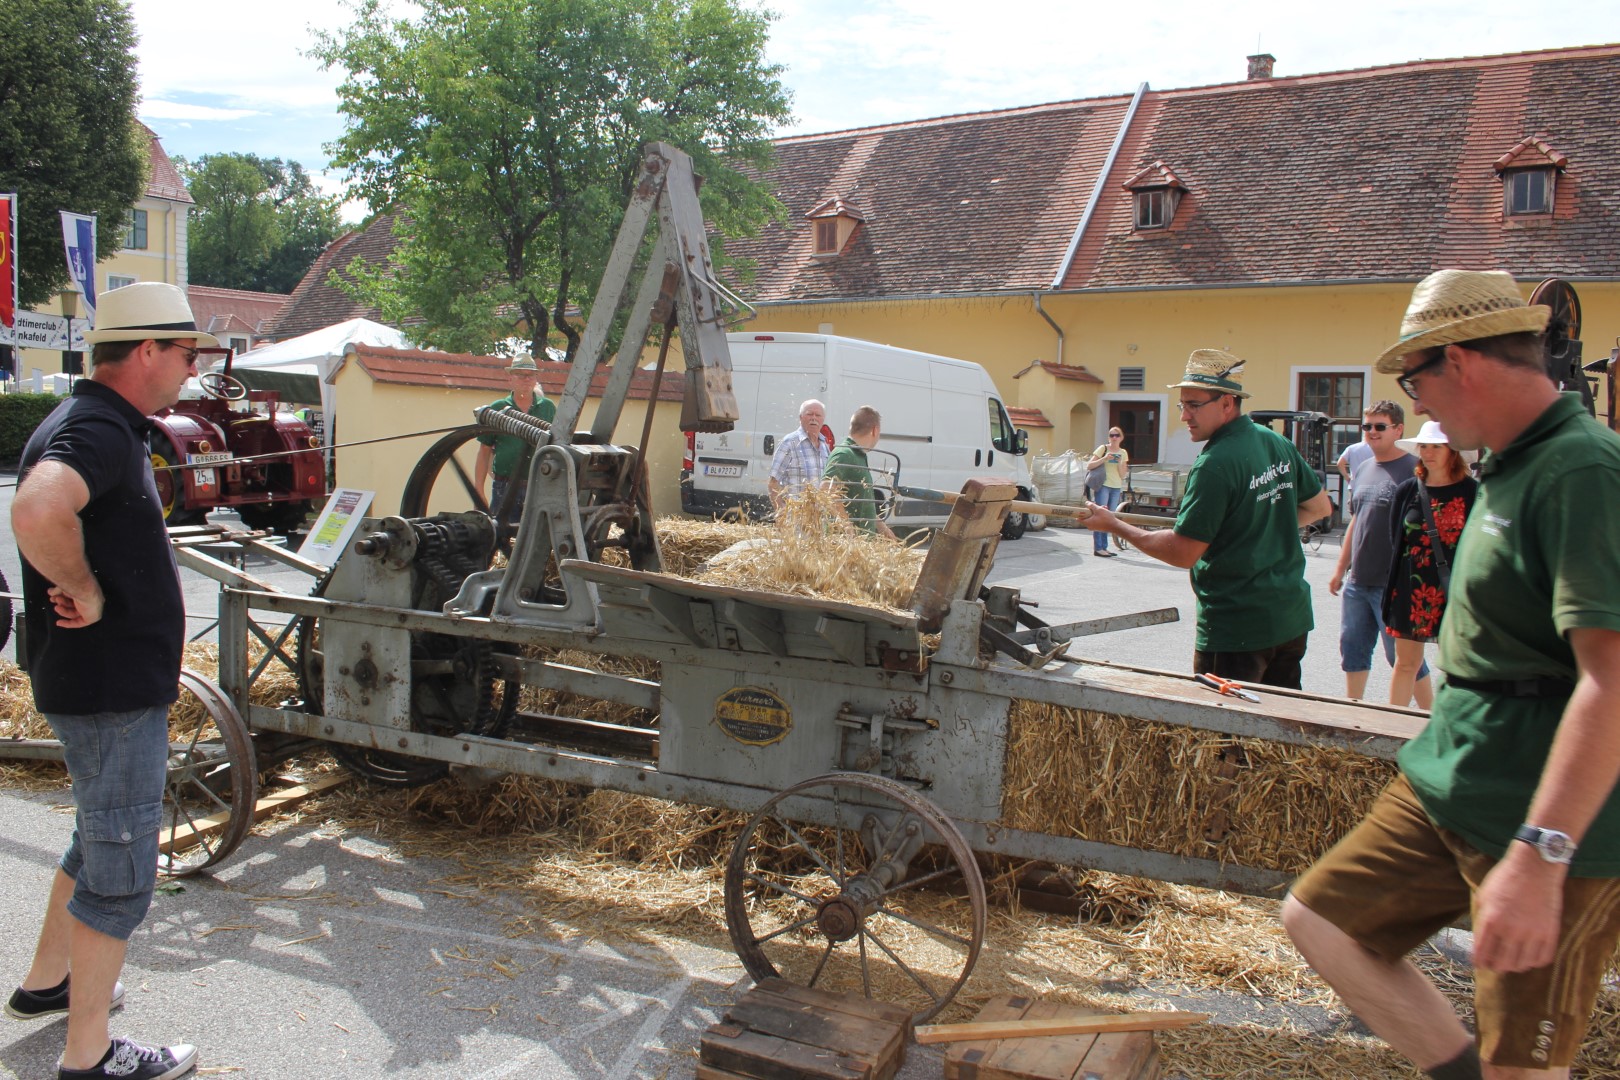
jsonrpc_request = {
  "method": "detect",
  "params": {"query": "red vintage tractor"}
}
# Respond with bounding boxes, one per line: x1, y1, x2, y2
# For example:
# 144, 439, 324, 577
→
147, 347, 326, 533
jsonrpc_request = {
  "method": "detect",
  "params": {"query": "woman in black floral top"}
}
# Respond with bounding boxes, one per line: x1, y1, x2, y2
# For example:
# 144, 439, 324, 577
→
1383, 421, 1477, 708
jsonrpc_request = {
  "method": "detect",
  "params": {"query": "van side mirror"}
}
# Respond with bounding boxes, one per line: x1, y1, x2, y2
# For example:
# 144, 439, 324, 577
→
1014, 429, 1029, 455
763, 434, 775, 455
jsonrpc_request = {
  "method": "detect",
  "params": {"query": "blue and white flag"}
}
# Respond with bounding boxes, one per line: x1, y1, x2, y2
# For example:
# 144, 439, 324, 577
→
60, 211, 97, 323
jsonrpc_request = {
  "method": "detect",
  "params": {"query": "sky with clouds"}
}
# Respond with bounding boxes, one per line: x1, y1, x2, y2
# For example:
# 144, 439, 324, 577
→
129, 0, 1620, 217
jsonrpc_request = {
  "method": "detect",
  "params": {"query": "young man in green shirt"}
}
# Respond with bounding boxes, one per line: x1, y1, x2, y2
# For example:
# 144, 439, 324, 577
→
1083, 349, 1332, 687
823, 406, 896, 539
473, 356, 557, 523
1285, 270, 1620, 1078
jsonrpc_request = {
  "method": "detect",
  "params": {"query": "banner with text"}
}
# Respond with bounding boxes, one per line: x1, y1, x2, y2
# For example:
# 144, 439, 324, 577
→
60, 211, 96, 324
7, 312, 89, 351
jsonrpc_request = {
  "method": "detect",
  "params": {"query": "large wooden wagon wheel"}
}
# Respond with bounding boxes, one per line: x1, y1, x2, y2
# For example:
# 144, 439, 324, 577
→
723, 772, 986, 1023
159, 670, 258, 877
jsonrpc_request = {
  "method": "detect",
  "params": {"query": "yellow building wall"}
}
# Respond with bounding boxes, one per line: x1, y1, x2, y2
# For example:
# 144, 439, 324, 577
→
733, 281, 1620, 465
329, 367, 691, 521
12, 194, 189, 386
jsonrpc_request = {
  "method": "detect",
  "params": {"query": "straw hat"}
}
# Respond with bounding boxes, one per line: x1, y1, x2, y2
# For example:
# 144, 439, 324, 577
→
1395, 419, 1478, 465
82, 282, 219, 346
507, 355, 538, 372
1167, 348, 1250, 399
1374, 269, 1548, 373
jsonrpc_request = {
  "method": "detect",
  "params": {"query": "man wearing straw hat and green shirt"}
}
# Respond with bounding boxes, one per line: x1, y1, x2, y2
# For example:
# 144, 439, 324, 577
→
474, 355, 557, 523
1084, 349, 1332, 688
1285, 270, 1620, 1078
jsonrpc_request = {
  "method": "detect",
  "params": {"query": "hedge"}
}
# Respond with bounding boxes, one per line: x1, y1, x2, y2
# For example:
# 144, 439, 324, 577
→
0, 394, 65, 464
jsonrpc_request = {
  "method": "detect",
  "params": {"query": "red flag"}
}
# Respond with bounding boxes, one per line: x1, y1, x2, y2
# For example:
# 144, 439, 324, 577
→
0, 194, 15, 330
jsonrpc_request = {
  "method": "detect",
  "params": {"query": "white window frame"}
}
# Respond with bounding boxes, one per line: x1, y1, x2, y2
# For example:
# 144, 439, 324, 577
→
1504, 169, 1553, 215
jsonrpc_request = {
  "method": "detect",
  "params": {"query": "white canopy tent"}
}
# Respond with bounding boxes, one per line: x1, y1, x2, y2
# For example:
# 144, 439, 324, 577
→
215, 318, 415, 426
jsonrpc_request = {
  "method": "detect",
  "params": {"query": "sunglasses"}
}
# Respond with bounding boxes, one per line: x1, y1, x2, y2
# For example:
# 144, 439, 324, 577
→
1108, 432, 1123, 438
162, 342, 200, 365
1398, 350, 1449, 400
1361, 422, 1392, 432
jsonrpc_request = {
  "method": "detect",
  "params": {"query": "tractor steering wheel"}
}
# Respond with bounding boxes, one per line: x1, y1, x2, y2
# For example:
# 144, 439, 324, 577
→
199, 372, 248, 402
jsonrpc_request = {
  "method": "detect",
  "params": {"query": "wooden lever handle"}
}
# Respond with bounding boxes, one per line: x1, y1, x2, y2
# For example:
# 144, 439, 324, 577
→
913, 1010, 1209, 1044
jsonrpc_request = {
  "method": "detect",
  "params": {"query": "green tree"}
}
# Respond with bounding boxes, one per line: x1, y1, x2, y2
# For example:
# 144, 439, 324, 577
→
180, 153, 344, 294
312, 0, 792, 358
0, 0, 144, 307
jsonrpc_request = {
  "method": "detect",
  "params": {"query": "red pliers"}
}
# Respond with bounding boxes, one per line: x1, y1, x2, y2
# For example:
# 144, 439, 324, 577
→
1195, 672, 1262, 703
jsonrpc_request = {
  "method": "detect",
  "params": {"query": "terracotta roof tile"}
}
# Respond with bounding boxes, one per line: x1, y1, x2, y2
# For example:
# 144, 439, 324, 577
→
187, 285, 289, 337
1006, 407, 1052, 428
141, 124, 192, 204
268, 213, 407, 339
1494, 135, 1569, 172
1022, 361, 1104, 384
350, 345, 684, 402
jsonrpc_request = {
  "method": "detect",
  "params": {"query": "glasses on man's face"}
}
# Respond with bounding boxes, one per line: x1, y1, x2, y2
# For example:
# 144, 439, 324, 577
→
1178, 397, 1220, 414
163, 342, 200, 366
1361, 422, 1391, 432
1397, 350, 1449, 400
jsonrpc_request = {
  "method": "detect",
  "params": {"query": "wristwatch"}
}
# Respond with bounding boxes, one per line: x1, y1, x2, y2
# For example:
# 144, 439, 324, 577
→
1514, 824, 1577, 864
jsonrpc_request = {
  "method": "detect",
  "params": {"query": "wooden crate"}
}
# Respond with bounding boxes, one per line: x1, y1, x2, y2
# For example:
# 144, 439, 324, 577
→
699, 978, 912, 1080
944, 996, 1161, 1080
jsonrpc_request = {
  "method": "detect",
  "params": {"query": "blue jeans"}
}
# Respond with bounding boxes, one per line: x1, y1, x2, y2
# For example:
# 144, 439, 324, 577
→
489, 476, 525, 526
1340, 581, 1429, 678
47, 704, 171, 941
1093, 485, 1122, 551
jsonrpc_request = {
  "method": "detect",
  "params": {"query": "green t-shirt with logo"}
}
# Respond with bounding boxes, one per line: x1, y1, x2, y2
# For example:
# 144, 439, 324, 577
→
475, 393, 557, 479
1399, 394, 1620, 875
1173, 415, 1323, 651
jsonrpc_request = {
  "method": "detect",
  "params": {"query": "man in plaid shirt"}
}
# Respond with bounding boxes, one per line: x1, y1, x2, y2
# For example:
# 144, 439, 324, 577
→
768, 399, 830, 512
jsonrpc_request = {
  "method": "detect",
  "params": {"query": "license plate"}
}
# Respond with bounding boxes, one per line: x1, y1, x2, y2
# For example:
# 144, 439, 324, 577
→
187, 452, 233, 465
704, 464, 743, 478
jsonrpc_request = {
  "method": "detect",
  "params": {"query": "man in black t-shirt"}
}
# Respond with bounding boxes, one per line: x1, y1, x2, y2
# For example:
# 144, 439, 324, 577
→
8, 283, 205, 1079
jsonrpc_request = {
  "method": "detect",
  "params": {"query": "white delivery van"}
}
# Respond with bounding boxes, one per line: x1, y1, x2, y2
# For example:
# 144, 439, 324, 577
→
680, 332, 1037, 538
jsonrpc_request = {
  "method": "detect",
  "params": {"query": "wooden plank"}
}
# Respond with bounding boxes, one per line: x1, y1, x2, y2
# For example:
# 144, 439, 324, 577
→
744, 980, 908, 1074
159, 774, 349, 855
977, 1000, 1098, 1080
726, 996, 899, 1068
753, 978, 913, 1029
944, 996, 1034, 1080
701, 1021, 873, 1080
1078, 1029, 1159, 1080
918, 1011, 1206, 1045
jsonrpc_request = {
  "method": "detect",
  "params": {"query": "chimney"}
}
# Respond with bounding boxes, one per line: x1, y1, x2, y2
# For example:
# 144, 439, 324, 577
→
1247, 53, 1276, 80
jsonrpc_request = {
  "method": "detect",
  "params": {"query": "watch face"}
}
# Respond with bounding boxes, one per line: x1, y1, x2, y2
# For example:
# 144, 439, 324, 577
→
1544, 832, 1572, 859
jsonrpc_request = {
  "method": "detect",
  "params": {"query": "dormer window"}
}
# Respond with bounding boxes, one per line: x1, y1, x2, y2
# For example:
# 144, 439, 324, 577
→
1122, 161, 1187, 232
1505, 170, 1552, 215
806, 195, 865, 257
1493, 135, 1566, 218
1136, 189, 1172, 229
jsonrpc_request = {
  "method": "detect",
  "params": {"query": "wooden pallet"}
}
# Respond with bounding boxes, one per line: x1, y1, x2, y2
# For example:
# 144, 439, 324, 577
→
944, 996, 1161, 1080
699, 978, 912, 1080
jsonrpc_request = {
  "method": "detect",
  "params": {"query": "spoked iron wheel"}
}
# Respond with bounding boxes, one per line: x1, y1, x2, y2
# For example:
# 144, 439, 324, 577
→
160, 670, 258, 877
724, 772, 986, 1023
400, 425, 524, 553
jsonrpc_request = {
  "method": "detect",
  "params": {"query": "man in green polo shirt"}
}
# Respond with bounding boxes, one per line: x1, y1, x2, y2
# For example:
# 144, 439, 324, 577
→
474, 355, 557, 523
1285, 270, 1620, 1078
1083, 349, 1331, 687
823, 405, 896, 539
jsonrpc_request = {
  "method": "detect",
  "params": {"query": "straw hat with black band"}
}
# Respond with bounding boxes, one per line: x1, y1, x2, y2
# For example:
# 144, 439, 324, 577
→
82, 282, 219, 347
1168, 348, 1251, 399
1373, 269, 1548, 374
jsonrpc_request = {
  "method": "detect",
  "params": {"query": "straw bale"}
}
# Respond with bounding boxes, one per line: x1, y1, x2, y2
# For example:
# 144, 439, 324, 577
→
1002, 700, 1396, 874
681, 487, 924, 612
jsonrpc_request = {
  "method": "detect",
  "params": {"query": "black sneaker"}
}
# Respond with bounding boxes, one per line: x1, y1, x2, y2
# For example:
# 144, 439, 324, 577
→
5, 977, 125, 1020
58, 1037, 196, 1080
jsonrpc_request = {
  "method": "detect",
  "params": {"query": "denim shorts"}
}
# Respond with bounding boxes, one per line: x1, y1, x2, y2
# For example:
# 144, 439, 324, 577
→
1340, 580, 1428, 678
47, 704, 171, 941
